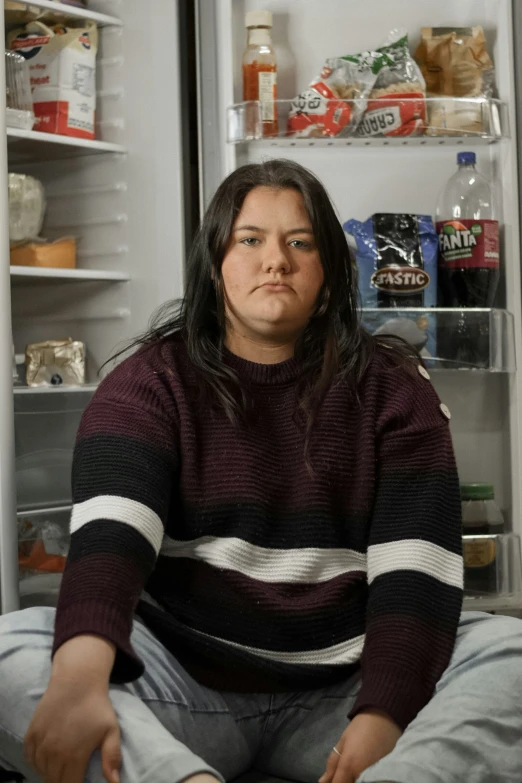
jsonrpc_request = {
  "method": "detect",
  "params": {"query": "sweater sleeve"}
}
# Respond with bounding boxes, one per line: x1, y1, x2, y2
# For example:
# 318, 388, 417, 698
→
349, 362, 463, 730
52, 347, 179, 682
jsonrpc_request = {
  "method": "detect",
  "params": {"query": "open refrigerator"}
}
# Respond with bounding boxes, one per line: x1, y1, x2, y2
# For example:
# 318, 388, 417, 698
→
1, 0, 522, 616
0, 0, 188, 612
197, 0, 522, 615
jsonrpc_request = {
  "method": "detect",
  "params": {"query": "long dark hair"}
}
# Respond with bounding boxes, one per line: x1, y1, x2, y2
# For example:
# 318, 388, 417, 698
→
116, 159, 414, 433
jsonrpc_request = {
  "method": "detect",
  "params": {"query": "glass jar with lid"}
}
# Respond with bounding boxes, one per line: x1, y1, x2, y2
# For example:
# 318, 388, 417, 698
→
461, 483, 504, 595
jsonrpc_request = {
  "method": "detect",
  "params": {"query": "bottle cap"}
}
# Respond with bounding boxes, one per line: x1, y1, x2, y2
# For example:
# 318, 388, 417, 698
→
461, 483, 495, 501
245, 9, 272, 28
457, 151, 476, 165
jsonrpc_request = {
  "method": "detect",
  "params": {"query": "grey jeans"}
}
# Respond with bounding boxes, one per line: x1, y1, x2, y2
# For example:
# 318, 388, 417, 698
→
0, 608, 521, 783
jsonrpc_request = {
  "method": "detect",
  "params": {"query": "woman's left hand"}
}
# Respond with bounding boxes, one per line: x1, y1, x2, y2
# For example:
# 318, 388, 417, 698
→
319, 709, 402, 783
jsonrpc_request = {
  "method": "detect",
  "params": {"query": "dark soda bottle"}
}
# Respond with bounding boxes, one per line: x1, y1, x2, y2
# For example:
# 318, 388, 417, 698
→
435, 151, 500, 367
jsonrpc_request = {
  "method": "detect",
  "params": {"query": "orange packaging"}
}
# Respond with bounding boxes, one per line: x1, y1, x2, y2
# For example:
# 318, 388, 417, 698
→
10, 237, 76, 268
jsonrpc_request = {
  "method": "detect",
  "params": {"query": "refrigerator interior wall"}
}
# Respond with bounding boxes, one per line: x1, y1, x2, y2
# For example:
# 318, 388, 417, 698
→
200, 0, 522, 530
9, 0, 186, 382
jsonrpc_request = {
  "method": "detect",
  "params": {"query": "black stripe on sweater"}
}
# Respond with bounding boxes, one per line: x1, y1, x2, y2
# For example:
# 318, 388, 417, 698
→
73, 435, 175, 517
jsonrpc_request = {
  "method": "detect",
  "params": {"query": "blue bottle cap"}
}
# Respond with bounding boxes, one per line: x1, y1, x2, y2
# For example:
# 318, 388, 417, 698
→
457, 151, 476, 165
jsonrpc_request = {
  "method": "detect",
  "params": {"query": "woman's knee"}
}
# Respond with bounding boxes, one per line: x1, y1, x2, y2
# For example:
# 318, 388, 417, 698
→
459, 611, 522, 643
451, 612, 522, 667
0, 607, 55, 685
0, 605, 55, 635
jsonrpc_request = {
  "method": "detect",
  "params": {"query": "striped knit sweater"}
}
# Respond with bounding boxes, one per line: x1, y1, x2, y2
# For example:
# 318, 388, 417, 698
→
54, 336, 463, 730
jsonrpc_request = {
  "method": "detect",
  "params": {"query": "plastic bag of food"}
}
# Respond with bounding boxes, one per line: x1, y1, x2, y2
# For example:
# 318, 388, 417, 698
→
414, 26, 495, 136
344, 214, 438, 359
26, 338, 85, 387
287, 50, 383, 137
18, 516, 68, 576
8, 173, 46, 242
356, 30, 426, 138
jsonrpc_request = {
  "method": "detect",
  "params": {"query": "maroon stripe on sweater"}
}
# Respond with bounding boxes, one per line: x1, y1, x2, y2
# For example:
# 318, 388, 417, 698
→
59, 553, 146, 609
351, 613, 458, 728
153, 556, 367, 612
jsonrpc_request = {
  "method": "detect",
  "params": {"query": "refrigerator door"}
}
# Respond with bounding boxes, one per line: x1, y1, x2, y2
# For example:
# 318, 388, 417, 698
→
197, 1, 522, 578
0, 8, 22, 614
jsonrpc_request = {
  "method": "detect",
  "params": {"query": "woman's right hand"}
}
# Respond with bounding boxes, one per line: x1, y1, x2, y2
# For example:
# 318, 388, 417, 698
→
24, 634, 121, 783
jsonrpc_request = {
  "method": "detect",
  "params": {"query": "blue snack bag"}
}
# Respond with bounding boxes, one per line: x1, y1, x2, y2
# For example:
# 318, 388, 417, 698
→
344, 213, 438, 360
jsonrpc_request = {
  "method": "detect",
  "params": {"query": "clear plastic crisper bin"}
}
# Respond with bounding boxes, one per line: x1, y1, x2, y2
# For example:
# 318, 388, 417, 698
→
361, 308, 516, 372
14, 389, 95, 511
18, 506, 70, 609
462, 533, 522, 597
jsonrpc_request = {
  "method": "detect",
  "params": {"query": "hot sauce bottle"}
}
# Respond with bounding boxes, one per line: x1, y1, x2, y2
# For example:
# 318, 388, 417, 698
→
243, 10, 278, 137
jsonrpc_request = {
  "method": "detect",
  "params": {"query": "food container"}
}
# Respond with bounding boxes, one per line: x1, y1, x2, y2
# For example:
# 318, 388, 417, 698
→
10, 237, 76, 269
5, 50, 34, 130
463, 532, 522, 597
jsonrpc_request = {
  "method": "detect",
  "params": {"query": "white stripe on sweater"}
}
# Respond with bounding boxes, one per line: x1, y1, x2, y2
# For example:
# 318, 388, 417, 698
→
160, 535, 367, 583
368, 538, 463, 589
187, 624, 366, 665
71, 495, 164, 555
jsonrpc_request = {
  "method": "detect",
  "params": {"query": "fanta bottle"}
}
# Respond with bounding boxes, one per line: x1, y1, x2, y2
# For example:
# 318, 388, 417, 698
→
436, 152, 499, 308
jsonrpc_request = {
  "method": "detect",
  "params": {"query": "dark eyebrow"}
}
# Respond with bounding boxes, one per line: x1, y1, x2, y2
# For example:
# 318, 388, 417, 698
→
287, 228, 314, 235
233, 225, 265, 233
233, 225, 314, 235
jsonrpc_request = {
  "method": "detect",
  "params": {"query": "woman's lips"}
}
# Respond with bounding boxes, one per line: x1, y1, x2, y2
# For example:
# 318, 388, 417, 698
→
261, 282, 291, 291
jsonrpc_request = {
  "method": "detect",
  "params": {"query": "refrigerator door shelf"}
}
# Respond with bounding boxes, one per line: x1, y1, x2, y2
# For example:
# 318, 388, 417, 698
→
227, 98, 508, 146
361, 308, 516, 373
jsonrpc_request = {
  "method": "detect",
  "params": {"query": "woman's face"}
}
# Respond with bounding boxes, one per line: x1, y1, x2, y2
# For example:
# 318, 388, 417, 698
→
220, 186, 324, 344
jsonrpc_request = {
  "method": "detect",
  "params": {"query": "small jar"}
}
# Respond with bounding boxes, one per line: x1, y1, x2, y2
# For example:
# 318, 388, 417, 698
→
462, 483, 504, 595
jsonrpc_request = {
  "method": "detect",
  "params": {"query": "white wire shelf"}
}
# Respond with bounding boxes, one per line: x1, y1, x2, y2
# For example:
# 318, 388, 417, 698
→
7, 127, 126, 163
14, 383, 98, 394
10, 266, 129, 284
5, 0, 122, 27
228, 98, 507, 146
463, 594, 522, 614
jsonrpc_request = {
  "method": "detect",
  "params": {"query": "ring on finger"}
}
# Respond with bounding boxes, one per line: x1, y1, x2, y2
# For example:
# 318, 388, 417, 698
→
332, 746, 341, 757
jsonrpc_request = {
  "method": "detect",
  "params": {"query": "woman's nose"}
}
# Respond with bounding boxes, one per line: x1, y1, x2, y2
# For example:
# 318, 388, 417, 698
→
262, 242, 290, 274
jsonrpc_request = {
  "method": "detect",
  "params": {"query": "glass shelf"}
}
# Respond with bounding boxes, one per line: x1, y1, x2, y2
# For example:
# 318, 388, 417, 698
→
7, 127, 126, 164
361, 308, 516, 372
4, 0, 122, 28
227, 98, 507, 146
463, 593, 522, 615
10, 265, 129, 284
14, 383, 98, 394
